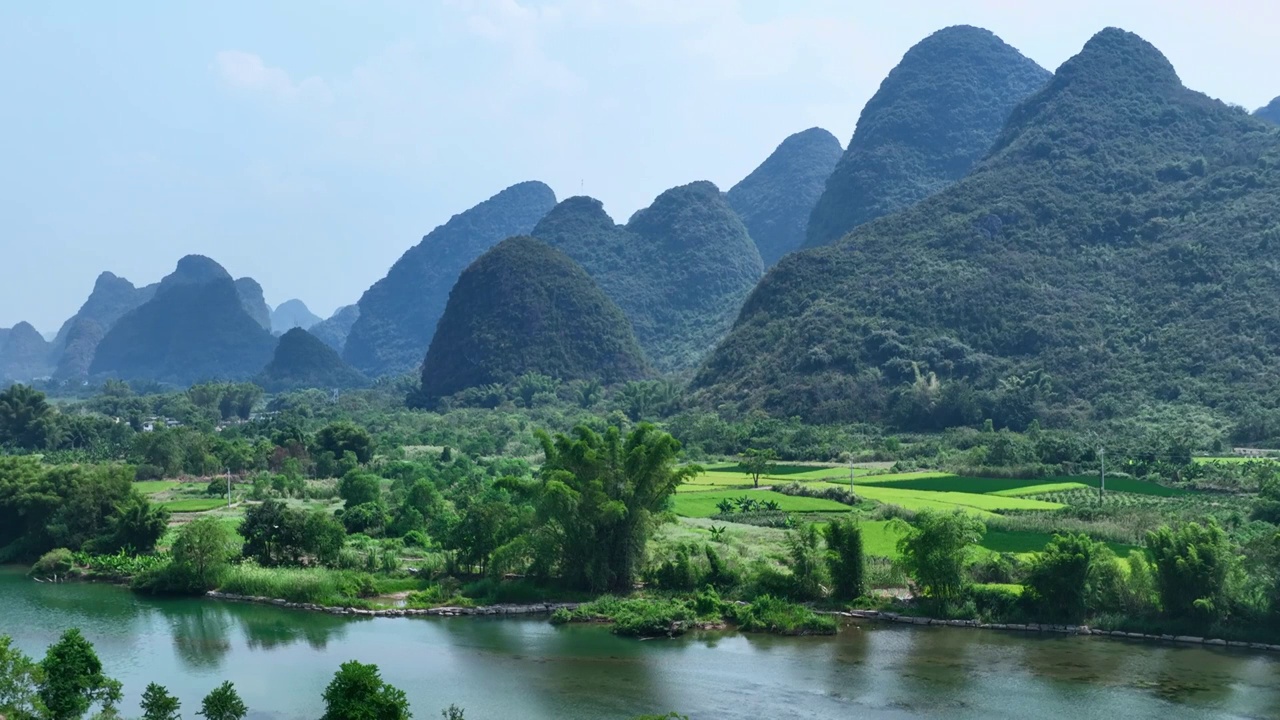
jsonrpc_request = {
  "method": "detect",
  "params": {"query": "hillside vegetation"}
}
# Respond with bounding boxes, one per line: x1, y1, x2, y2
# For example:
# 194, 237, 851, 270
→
695, 28, 1280, 431
51, 272, 156, 380
344, 181, 557, 377
804, 25, 1049, 248
727, 127, 842, 267
534, 182, 763, 373
418, 236, 650, 404
258, 328, 368, 392
89, 256, 277, 385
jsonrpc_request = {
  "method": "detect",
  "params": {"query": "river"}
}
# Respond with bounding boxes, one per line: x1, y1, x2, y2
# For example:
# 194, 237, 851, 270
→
2, 570, 1278, 719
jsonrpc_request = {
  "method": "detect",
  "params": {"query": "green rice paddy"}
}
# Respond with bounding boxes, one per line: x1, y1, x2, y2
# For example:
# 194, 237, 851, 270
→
160, 498, 228, 512
670, 490, 853, 518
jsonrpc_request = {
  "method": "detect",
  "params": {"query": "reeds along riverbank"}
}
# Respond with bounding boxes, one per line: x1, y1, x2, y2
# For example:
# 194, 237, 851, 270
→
836, 608, 1280, 653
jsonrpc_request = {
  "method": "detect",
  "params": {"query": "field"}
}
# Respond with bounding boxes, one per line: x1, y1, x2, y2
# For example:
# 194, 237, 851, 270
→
670, 490, 853, 518
160, 498, 229, 512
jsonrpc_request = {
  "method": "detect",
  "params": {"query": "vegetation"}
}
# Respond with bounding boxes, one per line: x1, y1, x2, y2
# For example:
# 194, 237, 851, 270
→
50, 271, 156, 381
416, 236, 650, 404
308, 304, 361, 354
533, 182, 764, 373
321, 661, 411, 720
89, 256, 276, 384
804, 25, 1049, 248
343, 181, 557, 376
257, 328, 369, 392
0, 322, 53, 384
697, 28, 1280, 432
725, 127, 843, 267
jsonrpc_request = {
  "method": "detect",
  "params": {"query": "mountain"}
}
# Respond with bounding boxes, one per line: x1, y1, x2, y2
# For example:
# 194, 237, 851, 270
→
344, 181, 558, 377
0, 329, 8, 353
804, 26, 1050, 249
419, 237, 649, 403
309, 305, 360, 354
271, 299, 322, 334
0, 322, 52, 382
727, 128, 842, 266
694, 28, 1280, 430
532, 183, 764, 373
89, 256, 277, 385
235, 278, 272, 330
257, 328, 368, 392
50, 272, 157, 380
1257, 97, 1280, 124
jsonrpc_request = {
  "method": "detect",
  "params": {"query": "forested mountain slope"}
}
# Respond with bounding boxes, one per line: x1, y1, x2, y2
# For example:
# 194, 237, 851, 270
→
309, 305, 360, 354
344, 181, 557, 377
533, 183, 763, 373
50, 272, 156, 380
271, 299, 322, 334
0, 322, 52, 382
90, 256, 276, 385
694, 29, 1280, 430
419, 237, 649, 404
257, 328, 368, 392
804, 25, 1049, 248
1258, 97, 1280, 124
727, 128, 842, 266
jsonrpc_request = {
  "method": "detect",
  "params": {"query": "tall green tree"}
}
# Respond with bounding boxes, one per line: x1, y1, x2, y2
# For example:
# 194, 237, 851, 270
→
171, 516, 240, 590
895, 510, 985, 604
741, 448, 778, 488
1146, 520, 1238, 624
38, 628, 122, 720
532, 423, 698, 592
197, 681, 247, 720
0, 384, 60, 450
1024, 533, 1105, 622
0, 635, 45, 719
321, 661, 411, 720
140, 683, 181, 720
314, 422, 374, 465
338, 471, 383, 508
823, 517, 866, 600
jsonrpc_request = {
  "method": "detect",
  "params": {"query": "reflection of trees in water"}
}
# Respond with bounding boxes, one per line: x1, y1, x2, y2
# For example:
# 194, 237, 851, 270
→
165, 602, 234, 670
232, 604, 353, 652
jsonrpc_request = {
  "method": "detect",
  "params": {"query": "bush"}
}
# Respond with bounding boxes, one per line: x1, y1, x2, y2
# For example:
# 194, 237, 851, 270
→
731, 595, 837, 635
969, 584, 1023, 620
30, 548, 76, 579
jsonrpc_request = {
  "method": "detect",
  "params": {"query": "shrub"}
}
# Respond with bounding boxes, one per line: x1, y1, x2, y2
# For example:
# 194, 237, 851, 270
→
731, 595, 837, 635
968, 584, 1023, 620
30, 548, 76, 579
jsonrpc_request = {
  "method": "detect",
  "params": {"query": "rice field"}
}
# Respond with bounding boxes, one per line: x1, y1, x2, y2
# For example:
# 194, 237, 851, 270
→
670, 490, 853, 518
160, 498, 229, 512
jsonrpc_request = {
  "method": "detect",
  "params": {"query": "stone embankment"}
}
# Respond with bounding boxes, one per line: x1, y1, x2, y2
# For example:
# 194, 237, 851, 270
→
205, 591, 579, 618
838, 609, 1280, 652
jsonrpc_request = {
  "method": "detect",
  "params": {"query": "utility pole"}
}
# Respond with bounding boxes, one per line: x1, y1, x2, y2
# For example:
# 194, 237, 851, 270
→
850, 456, 856, 493
226, 468, 232, 508
1098, 446, 1106, 503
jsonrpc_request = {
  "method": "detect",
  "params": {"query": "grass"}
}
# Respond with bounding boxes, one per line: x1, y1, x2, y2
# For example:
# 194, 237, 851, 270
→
160, 498, 228, 512
991, 482, 1091, 496
133, 480, 181, 494
217, 564, 374, 606
807, 483, 1061, 515
670, 490, 853, 518
856, 474, 1065, 494
1193, 456, 1276, 464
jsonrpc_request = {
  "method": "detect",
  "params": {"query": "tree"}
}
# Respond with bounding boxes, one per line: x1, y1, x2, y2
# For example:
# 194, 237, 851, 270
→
823, 517, 866, 600
239, 499, 306, 566
321, 661, 411, 720
786, 523, 825, 600
38, 628, 122, 720
741, 448, 778, 488
339, 471, 383, 508
95, 492, 170, 554
532, 424, 698, 592
0, 635, 45, 719
1146, 520, 1238, 624
315, 422, 373, 465
141, 683, 181, 720
302, 511, 348, 566
171, 516, 240, 590
1024, 534, 1105, 622
198, 681, 247, 720
0, 384, 60, 450
895, 510, 985, 604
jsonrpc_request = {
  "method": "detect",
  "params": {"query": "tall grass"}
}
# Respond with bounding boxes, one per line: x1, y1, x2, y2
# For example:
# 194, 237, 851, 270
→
217, 564, 376, 605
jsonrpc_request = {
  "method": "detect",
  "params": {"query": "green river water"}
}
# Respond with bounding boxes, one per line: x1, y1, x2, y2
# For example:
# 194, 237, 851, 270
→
2, 570, 1279, 719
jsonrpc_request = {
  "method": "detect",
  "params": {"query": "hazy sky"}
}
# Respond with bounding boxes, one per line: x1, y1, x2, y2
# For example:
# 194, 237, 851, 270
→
3, 0, 1278, 332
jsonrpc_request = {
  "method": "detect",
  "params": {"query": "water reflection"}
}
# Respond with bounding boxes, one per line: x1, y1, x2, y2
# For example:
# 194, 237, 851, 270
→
164, 602, 234, 669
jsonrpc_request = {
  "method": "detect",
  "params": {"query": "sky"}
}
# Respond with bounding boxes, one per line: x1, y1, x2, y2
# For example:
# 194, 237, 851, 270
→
3, 0, 1278, 333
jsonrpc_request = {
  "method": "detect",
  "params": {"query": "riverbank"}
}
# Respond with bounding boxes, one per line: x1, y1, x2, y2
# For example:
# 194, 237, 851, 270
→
205, 589, 581, 618
838, 608, 1280, 652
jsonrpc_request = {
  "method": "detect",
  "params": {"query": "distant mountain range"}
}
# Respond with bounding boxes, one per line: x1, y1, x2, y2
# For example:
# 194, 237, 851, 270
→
343, 181, 558, 377
804, 25, 1050, 249
271, 300, 322, 335
695, 28, 1280, 430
